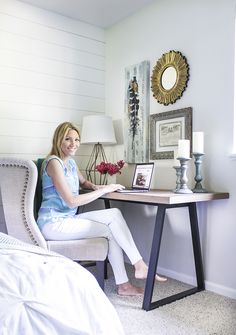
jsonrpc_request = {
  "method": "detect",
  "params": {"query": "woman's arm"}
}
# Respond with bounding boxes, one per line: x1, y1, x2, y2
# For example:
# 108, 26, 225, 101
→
77, 168, 106, 191
77, 168, 97, 190
47, 159, 124, 208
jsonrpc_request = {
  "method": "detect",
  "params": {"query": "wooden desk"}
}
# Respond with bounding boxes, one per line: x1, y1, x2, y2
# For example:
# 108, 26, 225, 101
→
100, 190, 229, 311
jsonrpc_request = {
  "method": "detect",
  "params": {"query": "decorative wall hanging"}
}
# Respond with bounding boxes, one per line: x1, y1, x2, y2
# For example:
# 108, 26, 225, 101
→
124, 60, 150, 163
151, 50, 189, 106
150, 107, 192, 160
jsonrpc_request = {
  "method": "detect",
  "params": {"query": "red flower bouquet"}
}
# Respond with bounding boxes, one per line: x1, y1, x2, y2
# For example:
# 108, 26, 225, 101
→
95, 160, 125, 184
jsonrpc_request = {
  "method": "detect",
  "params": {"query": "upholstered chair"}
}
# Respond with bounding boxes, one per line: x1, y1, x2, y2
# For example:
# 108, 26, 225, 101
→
0, 157, 108, 289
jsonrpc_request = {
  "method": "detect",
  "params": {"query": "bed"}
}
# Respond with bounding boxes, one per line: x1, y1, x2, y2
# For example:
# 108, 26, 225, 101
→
0, 233, 124, 335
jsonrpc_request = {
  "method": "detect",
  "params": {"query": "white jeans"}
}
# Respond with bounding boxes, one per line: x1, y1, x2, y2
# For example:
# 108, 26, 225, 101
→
42, 208, 142, 285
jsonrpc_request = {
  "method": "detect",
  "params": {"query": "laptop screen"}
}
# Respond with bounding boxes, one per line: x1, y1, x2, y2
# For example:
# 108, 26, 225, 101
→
132, 163, 154, 190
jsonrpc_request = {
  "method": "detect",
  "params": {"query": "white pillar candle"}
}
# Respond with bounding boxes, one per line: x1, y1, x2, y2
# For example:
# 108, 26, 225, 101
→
192, 132, 204, 153
173, 148, 180, 166
177, 139, 190, 159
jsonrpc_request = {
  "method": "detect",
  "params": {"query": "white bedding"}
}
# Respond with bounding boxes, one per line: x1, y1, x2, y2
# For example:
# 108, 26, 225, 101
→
0, 233, 124, 335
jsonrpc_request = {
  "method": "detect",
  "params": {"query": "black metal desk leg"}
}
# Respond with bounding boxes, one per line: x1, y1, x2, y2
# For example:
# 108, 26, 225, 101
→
142, 205, 166, 311
103, 199, 111, 279
188, 203, 205, 290
104, 199, 111, 209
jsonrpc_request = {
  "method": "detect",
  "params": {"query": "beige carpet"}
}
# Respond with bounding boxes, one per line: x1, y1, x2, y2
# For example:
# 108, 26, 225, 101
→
102, 264, 236, 335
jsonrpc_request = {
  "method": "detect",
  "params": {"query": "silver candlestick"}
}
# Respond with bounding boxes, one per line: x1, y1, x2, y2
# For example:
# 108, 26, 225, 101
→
173, 166, 182, 192
175, 157, 193, 194
192, 153, 207, 193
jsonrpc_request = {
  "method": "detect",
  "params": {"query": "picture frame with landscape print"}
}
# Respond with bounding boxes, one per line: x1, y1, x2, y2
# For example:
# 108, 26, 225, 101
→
150, 107, 192, 160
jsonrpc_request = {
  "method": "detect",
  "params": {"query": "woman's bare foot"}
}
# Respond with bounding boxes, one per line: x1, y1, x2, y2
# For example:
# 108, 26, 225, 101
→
155, 274, 167, 282
117, 282, 144, 296
134, 260, 167, 282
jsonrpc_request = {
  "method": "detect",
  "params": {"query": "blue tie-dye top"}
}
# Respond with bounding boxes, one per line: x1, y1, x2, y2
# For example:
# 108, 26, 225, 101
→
37, 155, 79, 230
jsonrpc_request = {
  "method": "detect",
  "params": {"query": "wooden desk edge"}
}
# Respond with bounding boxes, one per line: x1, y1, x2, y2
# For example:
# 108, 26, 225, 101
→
99, 190, 229, 205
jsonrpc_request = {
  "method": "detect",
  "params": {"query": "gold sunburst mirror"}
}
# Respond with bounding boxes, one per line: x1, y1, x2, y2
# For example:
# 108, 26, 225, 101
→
151, 50, 189, 105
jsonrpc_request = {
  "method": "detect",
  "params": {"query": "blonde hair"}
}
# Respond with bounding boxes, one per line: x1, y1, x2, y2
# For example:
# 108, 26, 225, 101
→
48, 122, 80, 159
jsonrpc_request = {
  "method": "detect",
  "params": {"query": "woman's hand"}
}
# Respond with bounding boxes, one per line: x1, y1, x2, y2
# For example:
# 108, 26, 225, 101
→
101, 183, 125, 193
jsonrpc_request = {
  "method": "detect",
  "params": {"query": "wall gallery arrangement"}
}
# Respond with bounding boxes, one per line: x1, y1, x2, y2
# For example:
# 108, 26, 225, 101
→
123, 51, 190, 164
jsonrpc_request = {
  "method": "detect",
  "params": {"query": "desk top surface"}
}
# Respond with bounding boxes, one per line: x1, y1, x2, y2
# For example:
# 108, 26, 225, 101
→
100, 189, 229, 205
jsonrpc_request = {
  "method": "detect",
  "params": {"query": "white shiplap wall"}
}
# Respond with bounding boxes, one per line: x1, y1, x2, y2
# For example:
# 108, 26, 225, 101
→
0, 0, 106, 232
0, 0, 105, 164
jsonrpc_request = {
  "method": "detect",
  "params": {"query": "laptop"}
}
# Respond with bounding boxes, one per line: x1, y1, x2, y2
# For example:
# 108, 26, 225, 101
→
117, 163, 154, 193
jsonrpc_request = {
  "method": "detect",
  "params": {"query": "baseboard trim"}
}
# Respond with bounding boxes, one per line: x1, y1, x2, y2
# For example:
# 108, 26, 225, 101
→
158, 266, 196, 286
158, 266, 236, 300
205, 281, 236, 300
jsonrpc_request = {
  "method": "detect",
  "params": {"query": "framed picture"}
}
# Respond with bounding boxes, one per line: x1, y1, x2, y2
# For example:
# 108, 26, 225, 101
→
150, 107, 192, 160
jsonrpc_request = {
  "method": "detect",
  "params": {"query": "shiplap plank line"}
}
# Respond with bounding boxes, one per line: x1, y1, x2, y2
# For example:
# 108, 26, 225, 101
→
0, 83, 105, 112
0, 101, 103, 123
0, 136, 51, 154
0, 30, 105, 70
0, 98, 104, 115
0, 0, 105, 42
0, 49, 105, 84
0, 12, 105, 56
0, 67, 105, 98
0, 119, 57, 138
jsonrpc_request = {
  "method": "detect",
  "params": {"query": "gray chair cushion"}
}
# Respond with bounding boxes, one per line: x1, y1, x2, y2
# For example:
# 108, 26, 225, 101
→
47, 238, 108, 261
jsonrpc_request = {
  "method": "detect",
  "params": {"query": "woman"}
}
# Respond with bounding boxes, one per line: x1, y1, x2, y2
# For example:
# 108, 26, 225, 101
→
37, 122, 166, 296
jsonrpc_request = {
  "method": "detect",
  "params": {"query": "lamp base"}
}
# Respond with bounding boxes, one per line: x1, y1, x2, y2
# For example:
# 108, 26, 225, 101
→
86, 143, 107, 184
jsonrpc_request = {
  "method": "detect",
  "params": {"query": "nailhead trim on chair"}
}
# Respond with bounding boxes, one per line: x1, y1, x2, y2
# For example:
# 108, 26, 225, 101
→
0, 162, 39, 246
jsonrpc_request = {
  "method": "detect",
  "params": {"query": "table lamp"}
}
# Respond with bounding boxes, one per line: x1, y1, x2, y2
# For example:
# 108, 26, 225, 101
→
80, 115, 117, 183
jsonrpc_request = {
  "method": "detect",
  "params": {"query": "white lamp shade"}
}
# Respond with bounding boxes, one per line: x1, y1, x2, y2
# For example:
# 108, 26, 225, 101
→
80, 115, 117, 144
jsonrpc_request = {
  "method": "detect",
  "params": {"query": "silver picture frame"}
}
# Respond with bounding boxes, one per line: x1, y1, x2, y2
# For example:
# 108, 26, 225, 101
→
150, 107, 192, 160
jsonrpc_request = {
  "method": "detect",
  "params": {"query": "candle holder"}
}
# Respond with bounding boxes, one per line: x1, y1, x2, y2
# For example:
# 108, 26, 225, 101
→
192, 153, 207, 193
173, 166, 182, 192
175, 157, 193, 194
